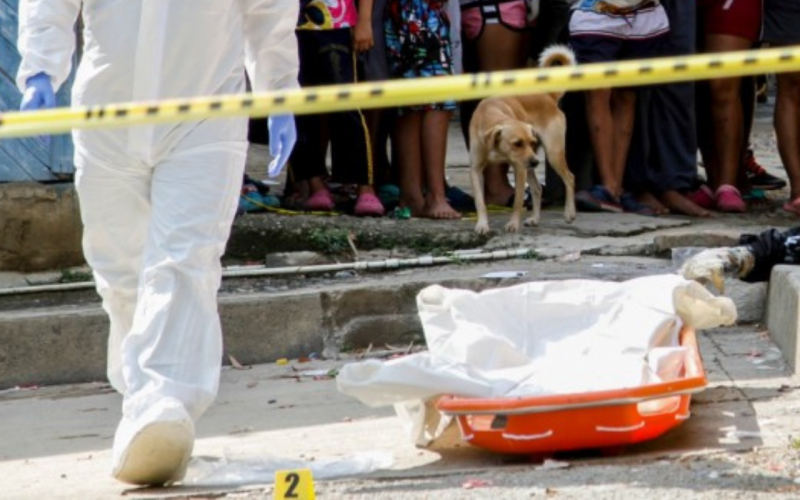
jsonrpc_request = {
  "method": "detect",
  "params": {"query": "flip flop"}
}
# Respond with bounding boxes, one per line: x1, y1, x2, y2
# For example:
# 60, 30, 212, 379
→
783, 197, 800, 216
304, 188, 335, 211
685, 184, 715, 210
391, 206, 412, 220
354, 192, 386, 217
579, 185, 622, 213
620, 192, 658, 216
445, 185, 476, 212
715, 184, 746, 213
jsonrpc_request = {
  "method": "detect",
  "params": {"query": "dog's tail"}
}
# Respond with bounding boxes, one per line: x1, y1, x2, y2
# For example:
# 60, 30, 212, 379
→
537, 44, 576, 101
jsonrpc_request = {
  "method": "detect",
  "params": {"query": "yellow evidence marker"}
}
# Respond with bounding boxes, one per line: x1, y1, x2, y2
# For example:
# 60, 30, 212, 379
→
274, 469, 315, 500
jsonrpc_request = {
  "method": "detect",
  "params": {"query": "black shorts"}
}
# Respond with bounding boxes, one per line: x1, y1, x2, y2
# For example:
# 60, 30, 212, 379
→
570, 34, 664, 64
763, 0, 800, 45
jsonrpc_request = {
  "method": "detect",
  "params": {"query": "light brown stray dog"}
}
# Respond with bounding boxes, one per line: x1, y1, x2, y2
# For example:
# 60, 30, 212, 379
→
469, 45, 577, 235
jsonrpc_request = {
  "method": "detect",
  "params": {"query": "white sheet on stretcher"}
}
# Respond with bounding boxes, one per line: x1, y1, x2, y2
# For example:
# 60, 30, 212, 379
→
336, 275, 736, 444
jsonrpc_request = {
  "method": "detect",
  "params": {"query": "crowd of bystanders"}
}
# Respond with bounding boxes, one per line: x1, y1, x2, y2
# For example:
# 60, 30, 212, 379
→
247, 0, 799, 221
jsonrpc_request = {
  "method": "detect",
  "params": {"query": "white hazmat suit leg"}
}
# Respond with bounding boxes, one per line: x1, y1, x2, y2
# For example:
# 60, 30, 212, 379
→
73, 150, 149, 394
18, 0, 300, 486
76, 135, 247, 484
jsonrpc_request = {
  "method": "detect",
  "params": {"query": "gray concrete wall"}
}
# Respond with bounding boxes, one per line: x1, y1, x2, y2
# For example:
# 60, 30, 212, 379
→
0, 182, 84, 272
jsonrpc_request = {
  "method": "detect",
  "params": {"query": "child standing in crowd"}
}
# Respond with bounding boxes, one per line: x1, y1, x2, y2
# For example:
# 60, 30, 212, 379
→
569, 0, 670, 215
360, 0, 401, 210
385, 0, 461, 219
457, 0, 538, 208
624, 0, 710, 217
288, 0, 385, 216
695, 0, 762, 213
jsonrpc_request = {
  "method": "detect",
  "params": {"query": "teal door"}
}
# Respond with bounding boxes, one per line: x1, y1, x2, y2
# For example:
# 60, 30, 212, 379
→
0, 0, 75, 182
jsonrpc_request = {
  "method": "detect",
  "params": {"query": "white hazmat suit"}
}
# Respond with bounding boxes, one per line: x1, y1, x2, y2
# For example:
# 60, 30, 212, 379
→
17, 0, 299, 486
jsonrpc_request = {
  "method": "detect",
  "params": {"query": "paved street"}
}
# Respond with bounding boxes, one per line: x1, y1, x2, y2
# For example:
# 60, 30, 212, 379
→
2, 323, 800, 499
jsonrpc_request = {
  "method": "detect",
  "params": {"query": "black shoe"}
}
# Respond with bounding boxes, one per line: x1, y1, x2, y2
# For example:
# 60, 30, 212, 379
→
745, 150, 786, 191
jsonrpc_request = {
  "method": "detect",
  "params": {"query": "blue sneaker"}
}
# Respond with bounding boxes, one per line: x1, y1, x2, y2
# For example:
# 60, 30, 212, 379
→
239, 190, 280, 213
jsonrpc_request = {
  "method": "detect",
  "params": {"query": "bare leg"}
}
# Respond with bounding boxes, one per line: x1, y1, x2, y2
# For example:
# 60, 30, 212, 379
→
702, 34, 753, 189
585, 89, 619, 197
708, 76, 744, 187
775, 72, 800, 201
394, 112, 426, 215
610, 88, 637, 195
421, 110, 461, 219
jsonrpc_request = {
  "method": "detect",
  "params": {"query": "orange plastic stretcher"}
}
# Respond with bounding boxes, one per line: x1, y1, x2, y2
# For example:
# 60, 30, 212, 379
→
436, 326, 707, 454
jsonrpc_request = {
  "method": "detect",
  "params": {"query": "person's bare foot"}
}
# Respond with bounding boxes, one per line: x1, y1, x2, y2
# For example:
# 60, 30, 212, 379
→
422, 196, 462, 219
635, 191, 670, 215
659, 190, 711, 217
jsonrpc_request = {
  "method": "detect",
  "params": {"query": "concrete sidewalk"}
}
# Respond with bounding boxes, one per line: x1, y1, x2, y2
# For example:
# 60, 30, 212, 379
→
1, 322, 799, 499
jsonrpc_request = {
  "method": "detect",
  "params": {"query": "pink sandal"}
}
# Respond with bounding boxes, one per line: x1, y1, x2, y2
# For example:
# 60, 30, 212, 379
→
783, 197, 800, 216
715, 184, 746, 213
304, 188, 335, 211
686, 184, 715, 210
354, 192, 385, 217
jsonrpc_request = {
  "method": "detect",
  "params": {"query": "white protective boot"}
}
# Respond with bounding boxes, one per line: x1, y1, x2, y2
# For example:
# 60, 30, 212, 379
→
111, 398, 194, 486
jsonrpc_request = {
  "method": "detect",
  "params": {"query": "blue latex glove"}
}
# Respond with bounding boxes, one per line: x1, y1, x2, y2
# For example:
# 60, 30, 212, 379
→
20, 72, 56, 111
20, 72, 56, 147
267, 114, 296, 177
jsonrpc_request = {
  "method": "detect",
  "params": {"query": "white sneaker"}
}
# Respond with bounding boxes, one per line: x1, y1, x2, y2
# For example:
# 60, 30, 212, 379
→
111, 398, 194, 486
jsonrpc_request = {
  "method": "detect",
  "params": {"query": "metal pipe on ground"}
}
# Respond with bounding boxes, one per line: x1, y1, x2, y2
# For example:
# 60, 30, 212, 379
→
0, 248, 535, 297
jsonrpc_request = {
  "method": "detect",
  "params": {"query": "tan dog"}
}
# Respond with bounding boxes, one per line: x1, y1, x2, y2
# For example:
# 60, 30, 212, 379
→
469, 45, 577, 235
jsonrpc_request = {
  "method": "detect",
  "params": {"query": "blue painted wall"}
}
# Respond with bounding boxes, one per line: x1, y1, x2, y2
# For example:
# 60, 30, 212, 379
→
0, 0, 75, 182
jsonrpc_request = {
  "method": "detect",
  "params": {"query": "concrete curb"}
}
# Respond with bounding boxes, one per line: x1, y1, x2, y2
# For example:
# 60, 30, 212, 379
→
0, 277, 493, 389
0, 263, 773, 389
766, 265, 800, 373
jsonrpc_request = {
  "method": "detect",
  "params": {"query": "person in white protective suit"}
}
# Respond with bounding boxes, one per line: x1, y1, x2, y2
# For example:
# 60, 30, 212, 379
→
17, 0, 299, 487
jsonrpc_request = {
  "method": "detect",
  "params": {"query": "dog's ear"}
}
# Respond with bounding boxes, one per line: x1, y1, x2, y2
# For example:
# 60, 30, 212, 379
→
485, 125, 504, 148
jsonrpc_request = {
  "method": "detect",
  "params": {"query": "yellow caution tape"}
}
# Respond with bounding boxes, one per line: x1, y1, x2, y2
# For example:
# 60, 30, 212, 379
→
1, 45, 799, 139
